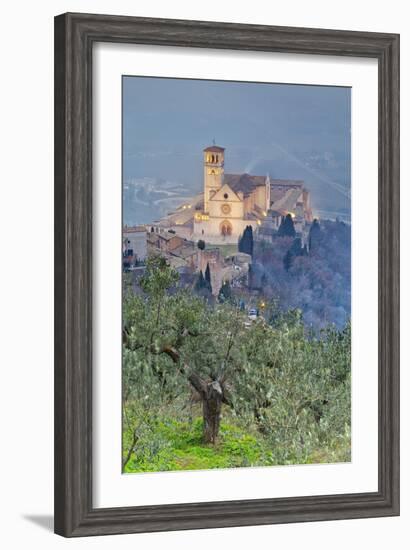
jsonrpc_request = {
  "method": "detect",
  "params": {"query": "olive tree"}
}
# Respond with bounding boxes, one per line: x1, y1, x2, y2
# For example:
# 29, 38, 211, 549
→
123, 257, 247, 444
123, 256, 351, 456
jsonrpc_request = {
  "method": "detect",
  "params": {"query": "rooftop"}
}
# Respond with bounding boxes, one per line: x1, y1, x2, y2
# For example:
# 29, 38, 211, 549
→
123, 225, 146, 233
270, 179, 304, 187
158, 232, 184, 241
176, 246, 198, 259
271, 188, 303, 213
203, 145, 225, 152
147, 232, 183, 243
224, 173, 267, 198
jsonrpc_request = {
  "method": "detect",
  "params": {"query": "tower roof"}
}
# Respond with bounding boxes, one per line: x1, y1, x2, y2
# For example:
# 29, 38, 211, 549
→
203, 145, 225, 152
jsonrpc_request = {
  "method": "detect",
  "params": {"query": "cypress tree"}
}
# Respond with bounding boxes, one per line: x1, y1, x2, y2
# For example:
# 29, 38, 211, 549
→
283, 237, 303, 272
204, 262, 212, 293
290, 237, 302, 256
309, 219, 321, 251
278, 214, 296, 238
248, 225, 254, 257
239, 225, 254, 256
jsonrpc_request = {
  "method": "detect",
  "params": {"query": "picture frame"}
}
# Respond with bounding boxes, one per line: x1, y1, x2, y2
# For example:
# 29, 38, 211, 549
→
54, 12, 400, 537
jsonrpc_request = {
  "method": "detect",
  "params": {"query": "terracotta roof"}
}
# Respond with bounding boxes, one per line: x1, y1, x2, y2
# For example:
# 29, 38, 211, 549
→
203, 145, 225, 152
148, 232, 183, 242
158, 232, 184, 241
224, 173, 267, 197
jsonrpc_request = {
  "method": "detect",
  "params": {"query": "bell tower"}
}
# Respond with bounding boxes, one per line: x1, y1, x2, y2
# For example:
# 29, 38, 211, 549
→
203, 145, 225, 212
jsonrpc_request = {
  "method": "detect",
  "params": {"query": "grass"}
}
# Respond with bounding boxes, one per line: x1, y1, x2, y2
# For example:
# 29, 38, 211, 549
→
123, 417, 268, 473
123, 415, 350, 473
215, 244, 239, 258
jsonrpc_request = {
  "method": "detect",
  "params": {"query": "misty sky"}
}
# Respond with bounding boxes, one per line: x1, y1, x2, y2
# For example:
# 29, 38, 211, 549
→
122, 76, 351, 223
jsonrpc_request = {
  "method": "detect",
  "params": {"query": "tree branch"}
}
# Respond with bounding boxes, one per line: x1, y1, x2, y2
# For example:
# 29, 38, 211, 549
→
161, 345, 180, 363
188, 372, 207, 396
160, 345, 207, 396
122, 428, 139, 470
219, 310, 241, 383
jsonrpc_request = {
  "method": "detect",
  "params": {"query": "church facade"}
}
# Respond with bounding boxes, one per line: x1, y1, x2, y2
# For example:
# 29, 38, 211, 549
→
193, 146, 271, 243
152, 144, 313, 246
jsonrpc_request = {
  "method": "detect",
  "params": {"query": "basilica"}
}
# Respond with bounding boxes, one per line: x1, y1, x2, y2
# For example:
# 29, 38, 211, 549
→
190, 145, 270, 243
155, 144, 313, 244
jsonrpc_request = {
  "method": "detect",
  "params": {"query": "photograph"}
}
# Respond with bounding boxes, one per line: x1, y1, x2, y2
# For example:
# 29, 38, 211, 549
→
50, 8, 399, 538
121, 76, 352, 474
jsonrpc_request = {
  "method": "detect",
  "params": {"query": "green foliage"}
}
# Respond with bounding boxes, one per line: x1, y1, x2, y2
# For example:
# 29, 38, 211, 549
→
229, 315, 351, 464
139, 256, 179, 297
123, 416, 268, 472
123, 402, 350, 472
122, 254, 351, 472
218, 280, 233, 303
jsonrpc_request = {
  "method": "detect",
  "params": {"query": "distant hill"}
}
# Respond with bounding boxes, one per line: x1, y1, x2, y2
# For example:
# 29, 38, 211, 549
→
123, 177, 201, 226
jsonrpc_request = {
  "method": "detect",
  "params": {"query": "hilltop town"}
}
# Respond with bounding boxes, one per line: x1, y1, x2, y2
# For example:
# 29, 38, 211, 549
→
122, 146, 351, 474
123, 145, 314, 297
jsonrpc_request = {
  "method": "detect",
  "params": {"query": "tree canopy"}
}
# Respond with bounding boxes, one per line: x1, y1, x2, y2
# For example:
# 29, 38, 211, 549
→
122, 256, 351, 471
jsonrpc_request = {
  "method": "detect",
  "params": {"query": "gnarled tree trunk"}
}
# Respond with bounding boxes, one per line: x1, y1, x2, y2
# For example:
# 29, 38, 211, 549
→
161, 345, 227, 445
202, 380, 223, 444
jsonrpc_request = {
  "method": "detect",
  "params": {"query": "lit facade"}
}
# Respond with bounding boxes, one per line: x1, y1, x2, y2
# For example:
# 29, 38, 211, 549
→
193, 145, 270, 244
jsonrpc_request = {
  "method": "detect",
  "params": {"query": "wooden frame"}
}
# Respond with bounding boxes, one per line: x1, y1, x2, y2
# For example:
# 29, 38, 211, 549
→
54, 12, 400, 537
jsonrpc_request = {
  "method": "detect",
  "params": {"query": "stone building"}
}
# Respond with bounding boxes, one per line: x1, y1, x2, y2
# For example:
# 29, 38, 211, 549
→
193, 146, 271, 243
154, 144, 313, 245
123, 225, 147, 262
147, 231, 184, 253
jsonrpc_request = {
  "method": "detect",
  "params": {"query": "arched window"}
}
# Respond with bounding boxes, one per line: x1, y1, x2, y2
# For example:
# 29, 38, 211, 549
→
220, 220, 233, 237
